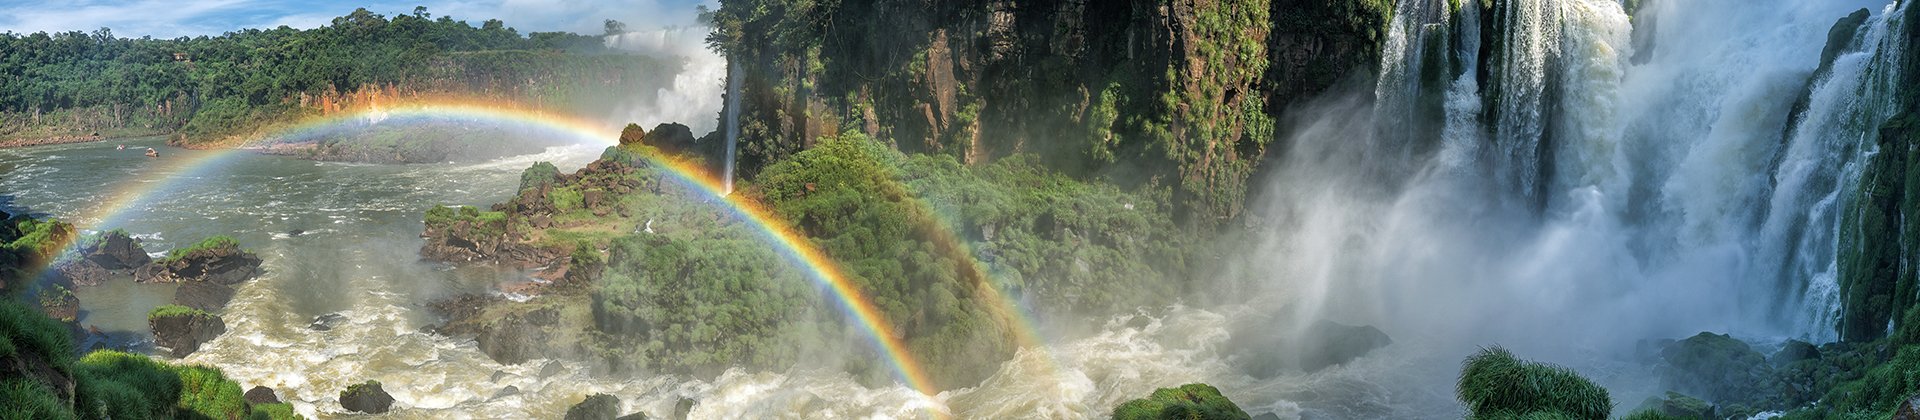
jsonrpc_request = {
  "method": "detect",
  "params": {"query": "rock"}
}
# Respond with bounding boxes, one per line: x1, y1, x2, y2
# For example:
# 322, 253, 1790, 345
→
149, 307, 225, 358
38, 287, 78, 323
51, 259, 111, 287
490, 370, 511, 383
245, 386, 281, 405
134, 239, 262, 285
81, 230, 152, 270
308, 313, 347, 331
340, 380, 396, 414
673, 398, 697, 420
584, 190, 607, 209
1773, 339, 1820, 365
171, 281, 236, 312
616, 413, 650, 420
1898, 393, 1920, 420
491, 385, 520, 400
540, 361, 566, 378
1636, 391, 1715, 419
1662, 332, 1778, 407
565, 394, 622, 420
1295, 320, 1393, 372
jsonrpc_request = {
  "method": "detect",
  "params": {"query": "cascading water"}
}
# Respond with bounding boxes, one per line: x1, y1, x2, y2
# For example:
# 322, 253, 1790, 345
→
1236, 0, 1903, 401
723, 57, 742, 195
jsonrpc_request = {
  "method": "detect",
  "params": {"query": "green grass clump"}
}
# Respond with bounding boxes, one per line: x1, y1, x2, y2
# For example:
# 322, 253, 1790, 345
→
173, 366, 246, 418
1111, 383, 1250, 420
162, 236, 240, 262
1457, 346, 1612, 420
248, 402, 301, 420
550, 186, 585, 211
0, 378, 74, 420
0, 299, 74, 370
148, 304, 210, 321
74, 350, 185, 419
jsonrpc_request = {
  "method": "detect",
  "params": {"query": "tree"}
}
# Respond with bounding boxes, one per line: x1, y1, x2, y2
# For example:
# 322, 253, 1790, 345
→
412, 6, 430, 19
603, 19, 627, 37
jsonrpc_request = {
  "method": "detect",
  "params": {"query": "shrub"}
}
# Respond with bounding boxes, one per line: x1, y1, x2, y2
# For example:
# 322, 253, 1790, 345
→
148, 304, 210, 321
162, 236, 240, 262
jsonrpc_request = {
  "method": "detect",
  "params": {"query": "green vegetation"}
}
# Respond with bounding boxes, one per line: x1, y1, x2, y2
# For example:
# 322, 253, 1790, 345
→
425, 205, 512, 237
1111, 383, 1251, 420
0, 299, 288, 419
148, 304, 211, 321
754, 132, 1014, 388
0, 7, 662, 145
160, 235, 239, 262
0, 213, 75, 293
706, 0, 1394, 225
589, 232, 832, 378
1456, 347, 1612, 420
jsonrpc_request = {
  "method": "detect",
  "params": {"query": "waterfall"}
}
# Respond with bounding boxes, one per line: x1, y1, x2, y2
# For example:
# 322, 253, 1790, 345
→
1242, 0, 1902, 355
1757, 3, 1906, 341
723, 56, 742, 195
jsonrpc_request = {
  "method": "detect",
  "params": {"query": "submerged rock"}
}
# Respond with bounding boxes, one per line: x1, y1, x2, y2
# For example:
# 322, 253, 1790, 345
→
672, 398, 697, 420
564, 393, 620, 420
245, 386, 281, 405
148, 305, 225, 358
492, 385, 520, 400
308, 313, 348, 331
340, 380, 395, 414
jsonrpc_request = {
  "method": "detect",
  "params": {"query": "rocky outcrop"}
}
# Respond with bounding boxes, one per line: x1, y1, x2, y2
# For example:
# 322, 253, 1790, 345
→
149, 306, 226, 358
134, 239, 262, 285
340, 380, 396, 414
707, 0, 1394, 224
51, 259, 110, 287
429, 294, 569, 365
82, 230, 152, 270
1229, 317, 1393, 378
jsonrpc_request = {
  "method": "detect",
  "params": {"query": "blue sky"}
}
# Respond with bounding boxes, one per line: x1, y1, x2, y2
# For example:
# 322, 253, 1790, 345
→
0, 0, 716, 39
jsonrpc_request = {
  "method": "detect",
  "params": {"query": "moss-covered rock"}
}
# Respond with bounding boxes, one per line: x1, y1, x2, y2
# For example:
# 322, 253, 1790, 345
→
340, 380, 394, 414
134, 236, 262, 285
1111, 383, 1251, 420
1660, 332, 1779, 408
147, 305, 225, 358
564, 393, 621, 420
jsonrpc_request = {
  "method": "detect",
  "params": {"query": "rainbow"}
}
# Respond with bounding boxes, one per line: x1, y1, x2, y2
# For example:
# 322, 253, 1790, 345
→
40, 99, 1066, 408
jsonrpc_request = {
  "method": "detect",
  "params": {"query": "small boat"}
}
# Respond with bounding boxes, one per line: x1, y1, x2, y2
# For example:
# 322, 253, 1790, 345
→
116, 144, 125, 150
145, 148, 159, 158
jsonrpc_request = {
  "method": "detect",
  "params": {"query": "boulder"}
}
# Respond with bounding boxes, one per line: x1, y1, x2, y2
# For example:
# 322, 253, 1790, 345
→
309, 313, 348, 331
491, 385, 520, 400
340, 380, 395, 414
1898, 393, 1920, 420
564, 393, 621, 420
1773, 339, 1820, 365
1228, 318, 1393, 377
51, 259, 111, 287
171, 281, 236, 312
135, 239, 262, 285
81, 230, 151, 270
245, 386, 281, 405
149, 306, 225, 358
1662, 332, 1778, 407
673, 398, 697, 420
1635, 391, 1715, 419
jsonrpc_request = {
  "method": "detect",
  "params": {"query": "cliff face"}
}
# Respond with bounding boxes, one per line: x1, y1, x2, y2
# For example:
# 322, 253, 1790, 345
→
708, 0, 1394, 225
